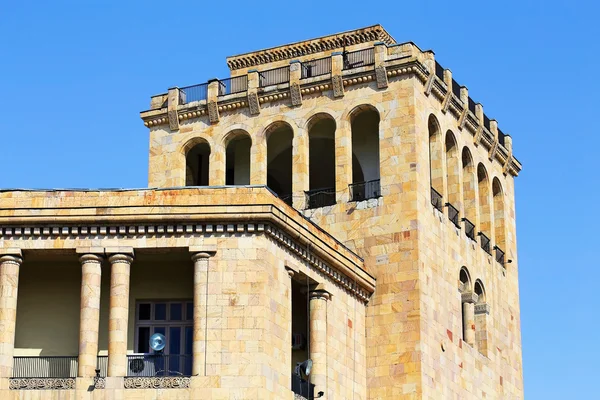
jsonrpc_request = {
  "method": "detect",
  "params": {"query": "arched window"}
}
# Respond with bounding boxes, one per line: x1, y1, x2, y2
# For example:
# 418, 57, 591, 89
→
474, 280, 489, 355
185, 140, 211, 186
266, 122, 293, 205
493, 178, 506, 264
477, 164, 491, 254
458, 268, 472, 342
307, 114, 336, 208
428, 115, 443, 210
461, 148, 477, 240
350, 105, 380, 201
445, 131, 460, 226
225, 131, 251, 185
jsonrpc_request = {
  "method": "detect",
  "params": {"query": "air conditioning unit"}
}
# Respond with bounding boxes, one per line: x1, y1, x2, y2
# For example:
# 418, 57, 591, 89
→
127, 354, 158, 377
292, 333, 306, 350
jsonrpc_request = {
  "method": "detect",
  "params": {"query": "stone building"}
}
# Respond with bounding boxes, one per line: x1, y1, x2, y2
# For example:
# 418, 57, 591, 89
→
0, 25, 523, 399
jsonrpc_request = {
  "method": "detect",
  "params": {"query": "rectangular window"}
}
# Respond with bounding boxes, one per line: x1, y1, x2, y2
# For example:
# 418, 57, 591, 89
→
135, 300, 193, 376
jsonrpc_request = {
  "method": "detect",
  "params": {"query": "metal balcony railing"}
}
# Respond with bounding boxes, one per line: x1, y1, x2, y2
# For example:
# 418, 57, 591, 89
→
349, 179, 381, 202
180, 83, 208, 104
259, 66, 290, 87
462, 218, 475, 241
494, 245, 505, 266
478, 232, 491, 254
445, 202, 460, 228
301, 57, 332, 79
12, 356, 78, 378
218, 76, 248, 96
97, 355, 108, 377
431, 187, 443, 212
126, 354, 192, 377
342, 48, 375, 70
277, 193, 293, 206
305, 187, 336, 209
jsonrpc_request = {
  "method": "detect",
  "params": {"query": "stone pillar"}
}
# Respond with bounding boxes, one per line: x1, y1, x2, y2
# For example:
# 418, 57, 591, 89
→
475, 303, 491, 356
78, 254, 103, 378
331, 52, 345, 98
309, 290, 330, 395
107, 252, 134, 377
191, 252, 213, 376
292, 126, 309, 210
461, 292, 478, 347
0, 254, 22, 378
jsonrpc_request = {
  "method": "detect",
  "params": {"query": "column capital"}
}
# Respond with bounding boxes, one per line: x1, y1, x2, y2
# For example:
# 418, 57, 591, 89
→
461, 292, 478, 304
309, 289, 331, 301
0, 255, 23, 266
475, 303, 491, 315
285, 266, 296, 278
191, 252, 215, 262
108, 254, 134, 265
79, 254, 104, 265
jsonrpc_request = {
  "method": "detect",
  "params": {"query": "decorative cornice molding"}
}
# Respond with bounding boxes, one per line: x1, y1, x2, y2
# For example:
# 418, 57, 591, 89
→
226, 25, 395, 71
0, 222, 372, 303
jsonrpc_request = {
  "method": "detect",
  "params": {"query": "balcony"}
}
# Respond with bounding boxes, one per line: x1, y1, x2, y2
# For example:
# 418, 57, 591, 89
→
305, 187, 336, 209
462, 218, 476, 241
10, 356, 78, 390
349, 179, 381, 202
478, 232, 491, 255
259, 66, 290, 87
301, 57, 332, 79
218, 76, 248, 96
431, 187, 443, 212
494, 245, 505, 266
445, 202, 460, 228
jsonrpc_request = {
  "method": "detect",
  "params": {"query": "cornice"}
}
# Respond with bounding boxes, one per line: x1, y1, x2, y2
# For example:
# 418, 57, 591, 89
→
226, 25, 395, 71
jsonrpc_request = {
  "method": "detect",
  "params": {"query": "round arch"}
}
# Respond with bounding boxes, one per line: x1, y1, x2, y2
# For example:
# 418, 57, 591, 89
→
225, 130, 252, 186
183, 138, 211, 187
474, 280, 486, 303
459, 267, 472, 292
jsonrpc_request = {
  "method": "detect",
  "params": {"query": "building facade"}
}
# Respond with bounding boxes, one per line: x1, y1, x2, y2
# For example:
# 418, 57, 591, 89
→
0, 25, 523, 399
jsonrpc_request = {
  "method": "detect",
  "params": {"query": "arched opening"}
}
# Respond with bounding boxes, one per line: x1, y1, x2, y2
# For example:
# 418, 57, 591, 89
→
461, 148, 477, 240
477, 164, 492, 253
445, 131, 460, 226
307, 114, 336, 209
458, 267, 472, 342
225, 131, 251, 185
493, 178, 506, 264
185, 140, 211, 186
473, 279, 489, 355
428, 115, 443, 210
266, 122, 293, 205
350, 105, 380, 201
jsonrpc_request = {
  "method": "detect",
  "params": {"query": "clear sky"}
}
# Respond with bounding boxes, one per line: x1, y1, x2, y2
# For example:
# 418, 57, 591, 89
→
0, 1, 597, 398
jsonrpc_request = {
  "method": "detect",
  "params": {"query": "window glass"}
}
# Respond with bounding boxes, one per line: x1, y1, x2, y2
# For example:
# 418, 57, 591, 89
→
186, 303, 193, 320
170, 303, 182, 321
138, 327, 150, 353
139, 304, 151, 320
155, 303, 167, 320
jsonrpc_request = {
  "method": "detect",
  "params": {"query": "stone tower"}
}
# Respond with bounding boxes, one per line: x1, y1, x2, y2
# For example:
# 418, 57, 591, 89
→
140, 24, 524, 399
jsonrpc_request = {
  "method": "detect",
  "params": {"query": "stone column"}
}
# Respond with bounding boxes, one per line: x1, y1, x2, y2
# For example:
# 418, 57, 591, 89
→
191, 252, 213, 376
461, 292, 478, 347
309, 289, 330, 395
0, 254, 23, 378
107, 252, 134, 377
475, 303, 491, 356
78, 254, 103, 378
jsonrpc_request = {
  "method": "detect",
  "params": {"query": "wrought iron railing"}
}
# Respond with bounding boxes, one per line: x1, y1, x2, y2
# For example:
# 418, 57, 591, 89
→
259, 66, 290, 87
126, 354, 192, 377
301, 57, 332, 79
445, 202, 460, 228
342, 48, 375, 70
349, 179, 381, 202
97, 355, 108, 377
180, 83, 208, 104
218, 76, 248, 96
305, 187, 336, 209
462, 218, 475, 241
431, 187, 443, 212
478, 232, 491, 254
12, 356, 78, 378
494, 246, 505, 266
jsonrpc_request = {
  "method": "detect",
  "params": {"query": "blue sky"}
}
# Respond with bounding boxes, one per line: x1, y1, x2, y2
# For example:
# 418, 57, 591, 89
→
0, 1, 597, 398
